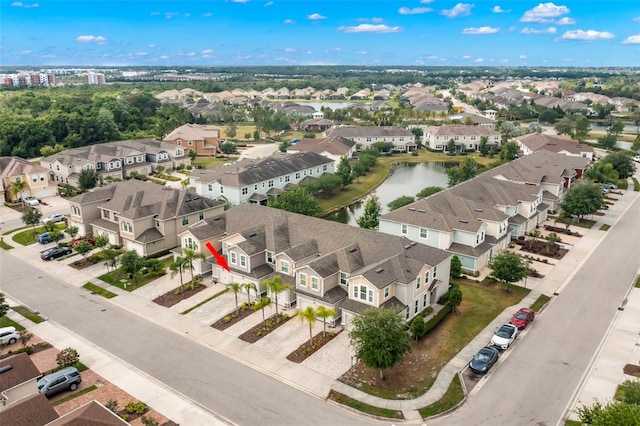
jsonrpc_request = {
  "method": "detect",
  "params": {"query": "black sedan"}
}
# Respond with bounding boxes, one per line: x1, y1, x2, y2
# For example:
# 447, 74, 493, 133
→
469, 346, 500, 375
41, 247, 72, 261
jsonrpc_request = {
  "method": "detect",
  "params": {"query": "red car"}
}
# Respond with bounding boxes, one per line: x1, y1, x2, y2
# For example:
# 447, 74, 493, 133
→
510, 308, 535, 329
71, 238, 95, 248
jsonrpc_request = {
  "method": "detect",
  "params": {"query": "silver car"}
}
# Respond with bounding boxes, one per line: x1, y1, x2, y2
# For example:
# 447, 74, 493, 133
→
37, 367, 82, 398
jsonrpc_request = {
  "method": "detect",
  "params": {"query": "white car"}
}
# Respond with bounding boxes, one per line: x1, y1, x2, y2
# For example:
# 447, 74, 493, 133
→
0, 326, 19, 345
23, 196, 40, 206
42, 213, 65, 224
490, 324, 519, 350
633, 155, 640, 163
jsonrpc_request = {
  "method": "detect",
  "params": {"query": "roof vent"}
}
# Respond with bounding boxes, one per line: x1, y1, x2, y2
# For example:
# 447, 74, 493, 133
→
375, 267, 384, 273
404, 244, 411, 249
212, 217, 221, 221
247, 232, 257, 237
348, 247, 357, 253
460, 219, 468, 223
0, 365, 13, 374
410, 241, 417, 246
418, 209, 426, 213
475, 208, 483, 212
408, 207, 416, 211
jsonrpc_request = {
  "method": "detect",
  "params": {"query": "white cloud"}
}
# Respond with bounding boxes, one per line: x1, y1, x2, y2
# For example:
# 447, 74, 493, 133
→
462, 26, 499, 34
399, 7, 433, 15
203, 12, 212, 17
521, 27, 557, 34
371, 17, 384, 23
148, 44, 156, 48
232, 0, 250, 3
556, 17, 575, 25
20, 50, 33, 55
284, 19, 294, 24
519, 54, 528, 59
521, 2, 569, 23
187, 52, 195, 57
427, 55, 439, 59
353, 50, 368, 55
41, 54, 56, 59
184, 13, 191, 17
561, 29, 614, 40
633, 17, 640, 22
462, 55, 471, 59
474, 57, 485, 62
441, 3, 474, 18
160, 55, 170, 60
284, 47, 296, 52
499, 59, 508, 63
201, 49, 213, 54
492, 6, 509, 13
165, 12, 179, 19
135, 52, 148, 56
11, 2, 39, 8
150, 12, 160, 16
337, 24, 403, 33
622, 34, 640, 44
420, 0, 434, 3
236, 55, 251, 60
76, 35, 107, 43
264, 1, 274, 6
307, 13, 326, 20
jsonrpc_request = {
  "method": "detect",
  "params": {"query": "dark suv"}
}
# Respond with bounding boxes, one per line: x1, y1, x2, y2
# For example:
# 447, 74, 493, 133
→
41, 246, 72, 260
38, 367, 82, 398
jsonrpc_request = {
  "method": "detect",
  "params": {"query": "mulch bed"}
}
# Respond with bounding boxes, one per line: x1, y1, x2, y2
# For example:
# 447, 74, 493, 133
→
623, 364, 640, 376
68, 256, 101, 270
211, 303, 256, 331
238, 313, 292, 343
153, 285, 208, 308
0, 342, 52, 360
286, 330, 342, 363
518, 241, 568, 259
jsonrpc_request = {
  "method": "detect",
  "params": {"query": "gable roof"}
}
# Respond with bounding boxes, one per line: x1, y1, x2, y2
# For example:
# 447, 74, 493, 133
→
163, 123, 221, 142
0, 157, 49, 177
428, 125, 499, 137
517, 133, 594, 155
288, 136, 355, 157
0, 394, 59, 426
0, 353, 41, 392
191, 152, 333, 188
47, 400, 128, 425
326, 126, 414, 138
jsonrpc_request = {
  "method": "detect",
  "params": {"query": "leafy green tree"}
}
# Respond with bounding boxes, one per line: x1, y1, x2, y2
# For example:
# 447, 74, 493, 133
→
597, 134, 617, 150
349, 308, 412, 380
241, 282, 257, 306
500, 141, 520, 161
526, 122, 543, 134
170, 256, 188, 293
10, 179, 27, 206
357, 195, 381, 230
226, 282, 243, 316
409, 316, 427, 341
268, 187, 321, 217
416, 186, 443, 198
40, 143, 66, 157
94, 234, 109, 250
616, 379, 640, 405
220, 141, 238, 156
121, 250, 144, 285
103, 247, 119, 272
336, 156, 354, 188
263, 275, 291, 317
226, 122, 237, 138
489, 250, 529, 291
316, 306, 337, 338
410, 127, 424, 146
560, 182, 606, 223
302, 173, 343, 197
601, 152, 636, 179
574, 116, 591, 141
608, 119, 625, 137
447, 158, 478, 187
67, 226, 79, 239
298, 306, 317, 347
387, 195, 415, 211
446, 138, 456, 154
545, 233, 561, 255
575, 400, 640, 426
450, 255, 462, 279
74, 241, 93, 259
498, 121, 521, 144
0, 292, 9, 318
252, 296, 271, 327
478, 136, 490, 156
585, 161, 619, 184
372, 141, 394, 153
22, 207, 42, 236
279, 140, 292, 153
554, 117, 575, 137
78, 168, 99, 191
448, 287, 463, 313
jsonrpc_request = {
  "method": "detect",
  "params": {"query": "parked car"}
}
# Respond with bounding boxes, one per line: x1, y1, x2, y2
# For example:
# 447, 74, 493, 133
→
601, 187, 609, 196
633, 155, 640, 163
601, 182, 617, 190
41, 246, 72, 260
37, 231, 64, 244
469, 346, 500, 375
42, 213, 65, 224
22, 196, 40, 206
71, 238, 95, 248
37, 367, 82, 398
490, 324, 519, 350
0, 326, 19, 345
510, 307, 535, 329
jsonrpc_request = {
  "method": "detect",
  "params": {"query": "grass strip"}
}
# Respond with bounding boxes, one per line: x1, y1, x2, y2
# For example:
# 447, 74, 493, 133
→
0, 317, 24, 330
327, 390, 404, 419
0, 238, 13, 250
83, 282, 117, 299
52, 385, 97, 406
599, 224, 610, 231
635, 277, 640, 289
181, 289, 228, 315
11, 306, 45, 323
418, 374, 464, 418
530, 294, 551, 312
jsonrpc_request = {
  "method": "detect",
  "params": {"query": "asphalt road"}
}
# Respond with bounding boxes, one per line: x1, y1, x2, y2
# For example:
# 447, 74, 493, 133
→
0, 251, 379, 426
431, 191, 640, 425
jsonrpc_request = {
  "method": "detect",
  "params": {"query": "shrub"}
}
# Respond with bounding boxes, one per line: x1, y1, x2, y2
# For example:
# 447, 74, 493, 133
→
105, 399, 118, 413
141, 416, 160, 426
424, 305, 452, 335
125, 401, 147, 415
56, 347, 80, 368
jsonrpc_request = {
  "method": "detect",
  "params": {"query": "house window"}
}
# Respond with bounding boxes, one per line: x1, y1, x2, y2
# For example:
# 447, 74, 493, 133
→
185, 237, 196, 250
423, 293, 428, 307
416, 276, 421, 289
424, 271, 430, 284
295, 172, 301, 179
368, 290, 373, 303
281, 260, 289, 274
384, 287, 389, 298
32, 175, 37, 183
208, 184, 213, 191
340, 272, 347, 285
71, 205, 80, 215
406, 307, 410, 320
122, 222, 132, 232
199, 211, 204, 221
266, 251, 274, 264
240, 255, 246, 268
433, 267, 438, 278
102, 210, 110, 219
359, 286, 367, 301
262, 182, 265, 188
268, 180, 274, 188
182, 216, 188, 226
284, 175, 290, 183
220, 186, 224, 193
311, 277, 319, 290
230, 252, 237, 265
401, 224, 408, 235
415, 300, 419, 313
353, 285, 358, 298
420, 228, 428, 239
242, 187, 248, 195
188, 140, 193, 146
300, 273, 307, 287
113, 214, 119, 222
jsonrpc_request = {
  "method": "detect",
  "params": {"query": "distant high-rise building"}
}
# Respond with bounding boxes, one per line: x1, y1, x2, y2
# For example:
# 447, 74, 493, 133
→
85, 72, 105, 85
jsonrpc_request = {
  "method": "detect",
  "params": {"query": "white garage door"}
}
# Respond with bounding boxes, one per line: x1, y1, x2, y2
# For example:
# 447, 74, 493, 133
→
34, 187, 58, 199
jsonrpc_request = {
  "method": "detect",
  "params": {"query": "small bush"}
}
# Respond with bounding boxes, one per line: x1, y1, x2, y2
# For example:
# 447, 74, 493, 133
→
105, 399, 118, 413
125, 401, 147, 415
56, 347, 80, 368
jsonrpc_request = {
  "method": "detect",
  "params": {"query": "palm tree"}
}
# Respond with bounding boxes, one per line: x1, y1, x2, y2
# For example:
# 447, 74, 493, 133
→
298, 306, 317, 347
263, 275, 292, 317
182, 248, 206, 288
170, 256, 188, 293
545, 233, 561, 255
103, 247, 118, 272
241, 282, 257, 306
10, 179, 27, 207
226, 282, 242, 316
315, 306, 337, 338
252, 296, 271, 327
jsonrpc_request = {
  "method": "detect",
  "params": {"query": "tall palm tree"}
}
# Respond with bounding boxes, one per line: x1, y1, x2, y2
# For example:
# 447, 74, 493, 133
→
170, 256, 188, 293
10, 179, 27, 207
263, 275, 291, 317
252, 296, 271, 327
226, 282, 242, 316
241, 282, 257, 306
315, 306, 337, 338
298, 306, 317, 347
182, 247, 206, 288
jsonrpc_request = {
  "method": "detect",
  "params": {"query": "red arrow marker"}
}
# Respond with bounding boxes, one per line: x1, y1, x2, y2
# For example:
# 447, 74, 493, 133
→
205, 241, 230, 273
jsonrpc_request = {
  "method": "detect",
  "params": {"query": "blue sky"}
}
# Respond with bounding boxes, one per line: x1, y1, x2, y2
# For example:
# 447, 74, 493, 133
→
1, 0, 639, 67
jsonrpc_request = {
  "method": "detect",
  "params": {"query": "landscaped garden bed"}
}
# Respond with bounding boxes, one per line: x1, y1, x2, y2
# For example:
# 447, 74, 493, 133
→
623, 364, 640, 377
286, 330, 342, 363
211, 302, 256, 331
153, 284, 208, 308
238, 313, 292, 343
518, 240, 568, 260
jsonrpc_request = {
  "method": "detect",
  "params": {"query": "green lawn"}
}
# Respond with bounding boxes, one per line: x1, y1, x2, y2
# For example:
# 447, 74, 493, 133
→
530, 294, 551, 312
181, 288, 228, 314
98, 257, 173, 291
0, 317, 25, 330
83, 282, 117, 299
327, 390, 404, 419
51, 385, 97, 407
191, 156, 236, 169
12, 223, 67, 246
418, 374, 465, 418
11, 306, 45, 323
0, 238, 13, 250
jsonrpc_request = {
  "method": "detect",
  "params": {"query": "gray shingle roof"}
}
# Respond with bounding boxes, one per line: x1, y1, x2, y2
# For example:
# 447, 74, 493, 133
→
0, 156, 49, 177
326, 126, 414, 138
0, 394, 59, 426
289, 136, 355, 156
0, 353, 40, 392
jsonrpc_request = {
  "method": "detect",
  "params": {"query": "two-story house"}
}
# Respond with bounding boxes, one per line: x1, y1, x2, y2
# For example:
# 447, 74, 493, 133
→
286, 136, 356, 169
0, 157, 57, 205
515, 133, 594, 161
324, 126, 417, 153
40, 139, 189, 188
380, 151, 589, 273
67, 180, 224, 256
177, 203, 452, 329
423, 125, 501, 152
189, 152, 334, 205
162, 123, 221, 156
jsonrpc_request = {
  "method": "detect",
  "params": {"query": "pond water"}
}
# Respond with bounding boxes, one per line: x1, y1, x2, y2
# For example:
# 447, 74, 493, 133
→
324, 162, 453, 226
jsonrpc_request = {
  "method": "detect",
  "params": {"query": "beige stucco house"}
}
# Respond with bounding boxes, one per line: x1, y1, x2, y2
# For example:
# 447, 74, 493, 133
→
0, 157, 57, 205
